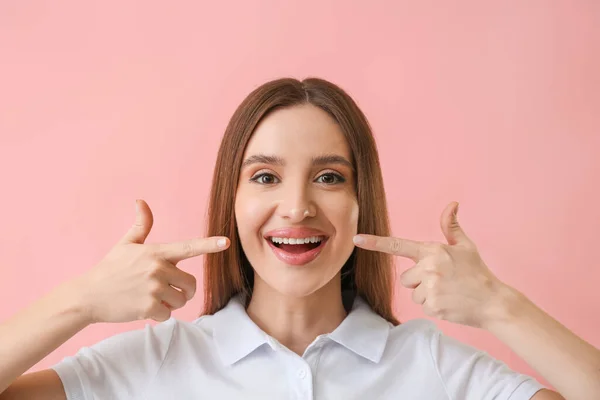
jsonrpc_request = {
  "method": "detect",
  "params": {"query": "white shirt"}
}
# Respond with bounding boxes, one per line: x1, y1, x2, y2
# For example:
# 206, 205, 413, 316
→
52, 295, 546, 399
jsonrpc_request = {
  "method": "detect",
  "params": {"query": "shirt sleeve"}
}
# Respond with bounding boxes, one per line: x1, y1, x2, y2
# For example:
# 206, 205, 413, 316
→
429, 326, 547, 400
51, 318, 177, 400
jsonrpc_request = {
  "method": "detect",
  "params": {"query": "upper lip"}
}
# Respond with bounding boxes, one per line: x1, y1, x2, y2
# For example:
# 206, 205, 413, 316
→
264, 227, 329, 239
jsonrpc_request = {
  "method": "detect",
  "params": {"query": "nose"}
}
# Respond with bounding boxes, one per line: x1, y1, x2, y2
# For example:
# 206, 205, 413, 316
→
276, 185, 317, 223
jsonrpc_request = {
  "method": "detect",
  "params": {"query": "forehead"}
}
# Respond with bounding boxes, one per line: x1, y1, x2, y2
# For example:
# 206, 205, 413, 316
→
243, 104, 352, 161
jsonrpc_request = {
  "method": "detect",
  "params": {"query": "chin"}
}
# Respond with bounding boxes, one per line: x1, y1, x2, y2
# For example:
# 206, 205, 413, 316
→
252, 264, 342, 300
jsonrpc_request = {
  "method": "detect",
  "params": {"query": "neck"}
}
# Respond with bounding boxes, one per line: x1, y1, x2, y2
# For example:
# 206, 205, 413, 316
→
246, 276, 347, 356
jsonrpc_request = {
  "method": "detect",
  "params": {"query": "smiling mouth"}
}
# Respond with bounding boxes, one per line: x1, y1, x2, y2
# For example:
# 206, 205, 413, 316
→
270, 238, 323, 254
265, 236, 329, 265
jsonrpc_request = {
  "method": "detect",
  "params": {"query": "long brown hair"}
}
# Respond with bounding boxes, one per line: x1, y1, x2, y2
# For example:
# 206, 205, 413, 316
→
203, 77, 398, 324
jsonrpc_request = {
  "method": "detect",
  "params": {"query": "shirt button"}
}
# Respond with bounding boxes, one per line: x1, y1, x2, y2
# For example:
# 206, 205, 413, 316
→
297, 368, 307, 379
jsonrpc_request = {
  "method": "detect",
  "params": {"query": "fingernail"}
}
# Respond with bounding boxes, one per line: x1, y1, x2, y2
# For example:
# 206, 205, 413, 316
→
353, 235, 365, 245
217, 238, 228, 248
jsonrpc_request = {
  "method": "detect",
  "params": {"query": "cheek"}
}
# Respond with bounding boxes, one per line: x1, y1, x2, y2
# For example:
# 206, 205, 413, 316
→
342, 201, 359, 236
234, 191, 267, 239
321, 193, 359, 236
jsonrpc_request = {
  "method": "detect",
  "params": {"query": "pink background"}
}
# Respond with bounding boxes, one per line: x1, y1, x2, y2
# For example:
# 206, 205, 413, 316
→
1, 0, 598, 388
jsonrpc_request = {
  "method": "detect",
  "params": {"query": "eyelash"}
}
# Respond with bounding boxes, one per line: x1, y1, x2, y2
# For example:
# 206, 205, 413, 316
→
249, 172, 346, 185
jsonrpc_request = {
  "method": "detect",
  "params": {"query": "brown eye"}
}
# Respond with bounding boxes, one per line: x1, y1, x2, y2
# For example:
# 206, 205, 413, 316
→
316, 173, 345, 185
250, 173, 279, 185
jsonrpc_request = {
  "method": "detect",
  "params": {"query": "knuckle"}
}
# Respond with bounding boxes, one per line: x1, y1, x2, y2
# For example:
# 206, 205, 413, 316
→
147, 261, 167, 278
186, 275, 198, 297
423, 260, 440, 273
181, 242, 196, 258
431, 244, 452, 262
428, 297, 437, 308
440, 250, 453, 263
135, 243, 153, 257
148, 247, 162, 259
147, 281, 163, 296
399, 271, 409, 286
173, 293, 187, 309
389, 239, 402, 254
430, 243, 446, 255
146, 268, 160, 280
411, 290, 422, 304
424, 275, 439, 289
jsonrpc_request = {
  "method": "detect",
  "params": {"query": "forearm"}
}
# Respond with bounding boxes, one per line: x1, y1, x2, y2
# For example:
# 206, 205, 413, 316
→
0, 279, 91, 394
484, 284, 600, 400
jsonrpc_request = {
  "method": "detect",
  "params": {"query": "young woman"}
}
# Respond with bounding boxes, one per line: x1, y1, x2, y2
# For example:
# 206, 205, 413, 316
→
0, 78, 597, 399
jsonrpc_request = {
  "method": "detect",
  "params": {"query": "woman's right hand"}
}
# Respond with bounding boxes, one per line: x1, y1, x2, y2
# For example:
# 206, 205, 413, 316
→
75, 199, 229, 324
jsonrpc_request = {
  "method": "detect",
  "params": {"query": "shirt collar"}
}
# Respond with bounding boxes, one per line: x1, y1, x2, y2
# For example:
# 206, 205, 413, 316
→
328, 296, 391, 363
211, 295, 391, 366
212, 295, 270, 366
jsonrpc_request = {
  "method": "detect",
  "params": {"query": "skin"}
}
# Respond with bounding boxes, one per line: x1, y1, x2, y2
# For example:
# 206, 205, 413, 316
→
235, 104, 358, 355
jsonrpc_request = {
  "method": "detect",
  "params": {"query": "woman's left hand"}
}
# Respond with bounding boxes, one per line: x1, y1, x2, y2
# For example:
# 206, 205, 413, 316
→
353, 201, 512, 329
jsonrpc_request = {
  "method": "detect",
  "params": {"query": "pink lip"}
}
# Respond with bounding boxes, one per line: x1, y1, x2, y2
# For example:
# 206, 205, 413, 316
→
263, 227, 329, 266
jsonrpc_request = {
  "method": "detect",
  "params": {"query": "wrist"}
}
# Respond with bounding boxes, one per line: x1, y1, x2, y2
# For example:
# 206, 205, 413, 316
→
54, 277, 96, 326
481, 282, 530, 331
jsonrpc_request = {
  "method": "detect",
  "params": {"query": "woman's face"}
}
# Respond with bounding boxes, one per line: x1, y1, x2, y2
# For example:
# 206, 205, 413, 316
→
234, 104, 358, 298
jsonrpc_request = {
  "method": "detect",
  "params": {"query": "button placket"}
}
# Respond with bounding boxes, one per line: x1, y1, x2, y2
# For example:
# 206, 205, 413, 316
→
297, 368, 307, 379
291, 361, 313, 400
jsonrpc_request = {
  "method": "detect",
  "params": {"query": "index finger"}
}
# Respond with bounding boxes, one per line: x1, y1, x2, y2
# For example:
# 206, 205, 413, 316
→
156, 236, 230, 262
353, 234, 424, 261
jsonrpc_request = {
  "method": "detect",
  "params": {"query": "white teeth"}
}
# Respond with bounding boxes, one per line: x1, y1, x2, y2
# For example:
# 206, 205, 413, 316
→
270, 236, 323, 245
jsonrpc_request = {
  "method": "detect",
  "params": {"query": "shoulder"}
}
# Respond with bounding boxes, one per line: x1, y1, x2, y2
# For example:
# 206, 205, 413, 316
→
385, 319, 547, 399
384, 318, 491, 377
385, 318, 494, 370
386, 318, 440, 351
49, 314, 228, 399
386, 318, 484, 361
56, 315, 217, 369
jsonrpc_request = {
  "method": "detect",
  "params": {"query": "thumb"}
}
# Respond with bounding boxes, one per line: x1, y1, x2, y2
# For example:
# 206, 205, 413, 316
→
119, 199, 154, 244
440, 202, 470, 246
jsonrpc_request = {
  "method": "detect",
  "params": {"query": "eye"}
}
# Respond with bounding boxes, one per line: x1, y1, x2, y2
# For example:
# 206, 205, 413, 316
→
250, 172, 279, 185
315, 172, 345, 185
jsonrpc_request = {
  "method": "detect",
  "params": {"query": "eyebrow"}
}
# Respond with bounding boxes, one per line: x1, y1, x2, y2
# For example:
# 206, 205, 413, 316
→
241, 153, 355, 171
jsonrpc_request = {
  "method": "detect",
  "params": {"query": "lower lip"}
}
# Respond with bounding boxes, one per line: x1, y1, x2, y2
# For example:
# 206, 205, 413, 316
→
266, 238, 328, 266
